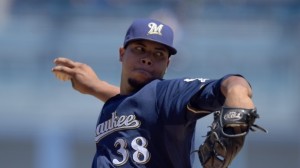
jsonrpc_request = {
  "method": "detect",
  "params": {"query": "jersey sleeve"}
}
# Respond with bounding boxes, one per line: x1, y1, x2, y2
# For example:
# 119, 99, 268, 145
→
155, 77, 213, 124
155, 74, 243, 123
188, 74, 245, 113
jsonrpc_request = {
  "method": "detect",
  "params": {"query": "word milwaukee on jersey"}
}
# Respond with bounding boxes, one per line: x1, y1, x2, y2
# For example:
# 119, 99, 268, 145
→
95, 112, 141, 142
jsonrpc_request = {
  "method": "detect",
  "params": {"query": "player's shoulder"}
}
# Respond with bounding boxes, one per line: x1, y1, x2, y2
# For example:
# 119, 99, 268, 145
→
157, 77, 211, 85
103, 94, 128, 109
151, 77, 212, 93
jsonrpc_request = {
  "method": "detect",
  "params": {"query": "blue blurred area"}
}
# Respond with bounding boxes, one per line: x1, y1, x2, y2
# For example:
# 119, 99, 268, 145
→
0, 0, 299, 168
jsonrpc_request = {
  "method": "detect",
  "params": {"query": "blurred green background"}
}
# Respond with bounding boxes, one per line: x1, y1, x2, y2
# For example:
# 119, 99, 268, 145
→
0, 0, 299, 168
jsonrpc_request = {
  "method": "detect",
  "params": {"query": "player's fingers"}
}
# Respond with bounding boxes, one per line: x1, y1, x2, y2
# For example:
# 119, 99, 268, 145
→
52, 65, 75, 76
71, 78, 75, 88
53, 57, 77, 68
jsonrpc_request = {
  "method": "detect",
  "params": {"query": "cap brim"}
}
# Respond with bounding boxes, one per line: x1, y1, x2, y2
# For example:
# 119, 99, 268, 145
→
125, 38, 177, 55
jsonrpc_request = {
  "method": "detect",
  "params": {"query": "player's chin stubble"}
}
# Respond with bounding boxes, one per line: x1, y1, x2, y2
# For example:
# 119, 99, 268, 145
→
128, 78, 151, 92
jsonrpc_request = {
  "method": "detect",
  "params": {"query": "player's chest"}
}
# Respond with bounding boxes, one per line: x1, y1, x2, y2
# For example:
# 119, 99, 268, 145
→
96, 96, 159, 142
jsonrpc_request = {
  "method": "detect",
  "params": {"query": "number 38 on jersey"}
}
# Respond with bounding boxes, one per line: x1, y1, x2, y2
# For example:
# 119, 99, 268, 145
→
113, 136, 151, 166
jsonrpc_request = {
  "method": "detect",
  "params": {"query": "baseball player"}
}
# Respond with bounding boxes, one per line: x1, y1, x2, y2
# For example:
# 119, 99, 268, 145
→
52, 18, 266, 168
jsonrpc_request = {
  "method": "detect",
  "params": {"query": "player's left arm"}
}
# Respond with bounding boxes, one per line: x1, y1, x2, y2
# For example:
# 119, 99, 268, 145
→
197, 75, 267, 168
220, 75, 254, 109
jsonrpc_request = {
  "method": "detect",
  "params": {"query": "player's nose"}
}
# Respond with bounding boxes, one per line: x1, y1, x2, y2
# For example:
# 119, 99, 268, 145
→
141, 57, 152, 66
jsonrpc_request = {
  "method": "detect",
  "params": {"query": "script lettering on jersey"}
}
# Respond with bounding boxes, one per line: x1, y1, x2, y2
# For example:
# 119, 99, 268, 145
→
95, 112, 141, 142
148, 22, 163, 35
184, 78, 209, 83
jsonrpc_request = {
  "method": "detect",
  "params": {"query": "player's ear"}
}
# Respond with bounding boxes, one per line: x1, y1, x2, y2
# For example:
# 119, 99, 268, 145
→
119, 47, 125, 62
163, 59, 170, 75
167, 59, 170, 67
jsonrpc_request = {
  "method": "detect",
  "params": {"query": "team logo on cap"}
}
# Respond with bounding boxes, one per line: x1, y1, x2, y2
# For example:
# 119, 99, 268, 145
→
148, 22, 163, 35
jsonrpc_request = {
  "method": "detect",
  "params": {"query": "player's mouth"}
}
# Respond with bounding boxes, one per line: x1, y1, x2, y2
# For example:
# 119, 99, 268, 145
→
133, 68, 153, 77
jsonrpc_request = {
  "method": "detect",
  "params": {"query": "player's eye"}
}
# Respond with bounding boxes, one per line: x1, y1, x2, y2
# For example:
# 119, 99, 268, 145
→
154, 52, 163, 57
132, 46, 145, 54
153, 51, 167, 60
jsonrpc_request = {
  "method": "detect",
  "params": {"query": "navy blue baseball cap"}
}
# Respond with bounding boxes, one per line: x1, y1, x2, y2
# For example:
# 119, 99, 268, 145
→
123, 19, 177, 55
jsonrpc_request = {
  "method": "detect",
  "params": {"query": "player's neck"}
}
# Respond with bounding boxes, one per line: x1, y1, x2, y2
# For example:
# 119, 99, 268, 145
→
120, 81, 135, 95
120, 77, 147, 95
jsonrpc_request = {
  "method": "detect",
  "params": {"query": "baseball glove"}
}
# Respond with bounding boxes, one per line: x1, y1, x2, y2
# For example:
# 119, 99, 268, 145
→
198, 107, 267, 168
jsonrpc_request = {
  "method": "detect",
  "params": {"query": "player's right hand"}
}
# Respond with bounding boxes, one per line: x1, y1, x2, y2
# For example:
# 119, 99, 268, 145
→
52, 57, 120, 102
52, 57, 101, 95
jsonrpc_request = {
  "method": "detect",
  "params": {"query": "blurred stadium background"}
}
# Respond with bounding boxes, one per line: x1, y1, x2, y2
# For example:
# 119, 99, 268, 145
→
0, 0, 299, 168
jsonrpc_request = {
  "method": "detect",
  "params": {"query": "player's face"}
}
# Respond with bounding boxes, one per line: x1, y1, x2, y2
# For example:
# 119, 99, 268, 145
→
119, 40, 170, 92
